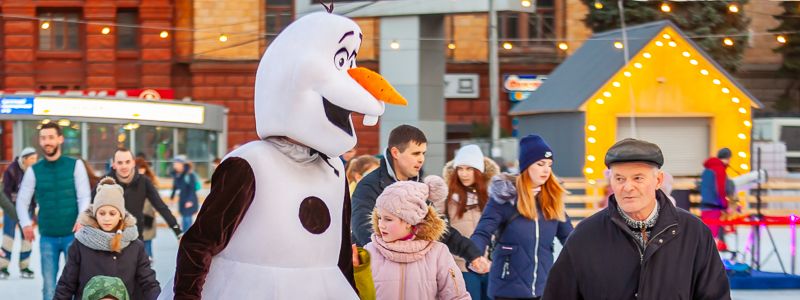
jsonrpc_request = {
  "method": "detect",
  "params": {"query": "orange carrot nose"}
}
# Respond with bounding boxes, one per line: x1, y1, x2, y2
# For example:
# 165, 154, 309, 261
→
347, 67, 408, 106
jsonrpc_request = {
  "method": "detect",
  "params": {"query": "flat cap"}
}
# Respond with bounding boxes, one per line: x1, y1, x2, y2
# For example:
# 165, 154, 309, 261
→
604, 138, 664, 168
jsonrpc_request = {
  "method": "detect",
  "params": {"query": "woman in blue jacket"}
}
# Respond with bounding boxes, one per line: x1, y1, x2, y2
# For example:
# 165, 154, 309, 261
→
471, 134, 573, 300
170, 155, 200, 232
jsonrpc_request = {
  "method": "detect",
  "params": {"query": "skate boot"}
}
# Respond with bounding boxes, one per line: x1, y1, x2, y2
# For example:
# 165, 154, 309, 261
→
20, 268, 34, 279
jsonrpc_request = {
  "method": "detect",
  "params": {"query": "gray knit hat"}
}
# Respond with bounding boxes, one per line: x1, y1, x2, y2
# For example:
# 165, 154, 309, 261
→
19, 147, 37, 158
93, 177, 126, 216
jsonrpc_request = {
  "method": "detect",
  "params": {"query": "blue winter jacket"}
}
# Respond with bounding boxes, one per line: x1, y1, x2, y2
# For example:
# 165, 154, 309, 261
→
171, 170, 199, 216
471, 175, 573, 299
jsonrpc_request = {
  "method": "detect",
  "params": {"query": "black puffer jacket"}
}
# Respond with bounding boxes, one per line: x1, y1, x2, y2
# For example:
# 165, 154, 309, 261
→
109, 170, 182, 239
350, 149, 482, 263
543, 190, 730, 300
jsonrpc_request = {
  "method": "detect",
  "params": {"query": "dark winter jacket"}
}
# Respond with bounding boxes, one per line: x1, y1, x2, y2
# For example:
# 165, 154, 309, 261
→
55, 212, 160, 300
542, 190, 730, 300
170, 169, 199, 216
350, 148, 482, 263
0, 187, 17, 223
109, 170, 182, 239
2, 158, 35, 216
470, 175, 573, 298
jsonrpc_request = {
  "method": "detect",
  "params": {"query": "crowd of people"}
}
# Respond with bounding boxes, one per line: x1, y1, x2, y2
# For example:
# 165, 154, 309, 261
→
0, 123, 201, 300
0, 121, 732, 300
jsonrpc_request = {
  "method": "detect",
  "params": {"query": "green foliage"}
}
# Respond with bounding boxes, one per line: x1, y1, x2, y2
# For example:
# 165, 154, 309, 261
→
770, 2, 800, 111
582, 0, 750, 72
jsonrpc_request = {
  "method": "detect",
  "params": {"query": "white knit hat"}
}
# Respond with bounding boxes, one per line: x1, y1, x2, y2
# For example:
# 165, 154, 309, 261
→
453, 144, 484, 173
93, 177, 126, 216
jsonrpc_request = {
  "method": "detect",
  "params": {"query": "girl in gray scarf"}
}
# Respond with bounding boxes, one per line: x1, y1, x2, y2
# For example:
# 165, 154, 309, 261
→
55, 177, 160, 300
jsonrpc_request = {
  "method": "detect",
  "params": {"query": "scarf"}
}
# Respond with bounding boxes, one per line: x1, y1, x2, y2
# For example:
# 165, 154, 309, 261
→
75, 222, 139, 252
371, 234, 434, 263
617, 202, 660, 249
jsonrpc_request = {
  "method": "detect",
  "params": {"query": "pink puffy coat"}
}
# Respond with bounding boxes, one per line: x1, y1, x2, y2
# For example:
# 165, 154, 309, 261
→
364, 206, 470, 300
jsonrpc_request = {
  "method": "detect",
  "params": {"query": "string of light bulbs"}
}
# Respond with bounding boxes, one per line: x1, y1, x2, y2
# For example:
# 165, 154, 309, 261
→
0, 3, 796, 51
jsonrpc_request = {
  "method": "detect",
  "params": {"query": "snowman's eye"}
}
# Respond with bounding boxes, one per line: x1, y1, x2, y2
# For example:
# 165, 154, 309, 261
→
334, 48, 349, 70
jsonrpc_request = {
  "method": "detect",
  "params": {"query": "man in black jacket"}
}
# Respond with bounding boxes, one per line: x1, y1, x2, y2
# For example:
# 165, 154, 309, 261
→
109, 148, 182, 240
543, 139, 730, 300
351, 125, 488, 272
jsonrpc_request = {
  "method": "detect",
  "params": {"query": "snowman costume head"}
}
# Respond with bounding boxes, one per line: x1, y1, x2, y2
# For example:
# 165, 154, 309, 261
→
255, 11, 404, 157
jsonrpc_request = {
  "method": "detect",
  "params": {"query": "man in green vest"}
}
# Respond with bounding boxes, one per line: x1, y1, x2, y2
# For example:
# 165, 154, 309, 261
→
16, 122, 91, 300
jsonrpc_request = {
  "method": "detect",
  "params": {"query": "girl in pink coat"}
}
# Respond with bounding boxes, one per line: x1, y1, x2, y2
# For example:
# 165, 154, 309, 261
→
358, 176, 471, 300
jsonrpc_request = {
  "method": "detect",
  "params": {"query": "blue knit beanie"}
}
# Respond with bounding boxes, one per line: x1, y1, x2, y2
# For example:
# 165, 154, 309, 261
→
519, 134, 553, 172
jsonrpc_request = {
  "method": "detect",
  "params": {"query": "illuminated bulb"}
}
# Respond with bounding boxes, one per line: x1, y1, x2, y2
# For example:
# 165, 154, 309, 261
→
643, 52, 652, 59
731, 97, 740, 104
589, 179, 597, 185
558, 42, 569, 51
603, 91, 612, 97
728, 4, 739, 13
661, 2, 671, 13
41, 21, 50, 30
700, 69, 709, 76
595, 99, 605, 105
739, 107, 747, 114
587, 125, 597, 131
662, 34, 671, 40
594, 0, 603, 9
634, 62, 643, 69
448, 43, 456, 50
682, 51, 690, 57
101, 27, 111, 35
777, 35, 787, 44
690, 59, 698, 65
713, 79, 721, 85
159, 31, 169, 38
219, 34, 228, 42
655, 41, 664, 47
588, 137, 597, 144
668, 41, 677, 47
503, 42, 513, 50
740, 164, 749, 170
744, 120, 752, 127
390, 40, 400, 49
614, 41, 624, 49
585, 167, 595, 174
723, 38, 734, 47
738, 133, 747, 140
623, 71, 632, 77
587, 155, 596, 162
738, 152, 747, 158
612, 81, 621, 87
521, 0, 532, 8
722, 88, 730, 94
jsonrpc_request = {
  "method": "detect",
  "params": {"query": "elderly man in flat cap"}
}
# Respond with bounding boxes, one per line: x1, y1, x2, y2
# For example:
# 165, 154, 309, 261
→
543, 138, 730, 300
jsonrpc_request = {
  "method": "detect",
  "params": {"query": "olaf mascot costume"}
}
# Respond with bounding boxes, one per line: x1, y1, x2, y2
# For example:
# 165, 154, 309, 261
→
160, 8, 407, 300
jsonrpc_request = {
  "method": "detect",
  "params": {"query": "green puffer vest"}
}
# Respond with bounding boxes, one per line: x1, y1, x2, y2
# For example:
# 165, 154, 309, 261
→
32, 156, 79, 237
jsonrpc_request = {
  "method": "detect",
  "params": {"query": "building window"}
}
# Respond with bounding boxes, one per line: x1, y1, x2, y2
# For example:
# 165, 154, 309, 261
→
38, 12, 80, 51
499, 9, 556, 49
117, 10, 138, 50
266, 0, 294, 44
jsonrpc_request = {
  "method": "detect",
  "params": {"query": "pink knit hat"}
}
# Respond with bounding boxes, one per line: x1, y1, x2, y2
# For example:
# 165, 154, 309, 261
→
375, 176, 447, 225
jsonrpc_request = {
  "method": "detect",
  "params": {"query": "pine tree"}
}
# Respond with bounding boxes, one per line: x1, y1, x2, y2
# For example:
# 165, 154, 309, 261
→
771, 2, 800, 112
582, 0, 750, 72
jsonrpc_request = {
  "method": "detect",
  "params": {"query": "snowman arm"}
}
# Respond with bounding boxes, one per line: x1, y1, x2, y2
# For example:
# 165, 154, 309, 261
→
173, 157, 257, 299
338, 178, 357, 292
